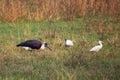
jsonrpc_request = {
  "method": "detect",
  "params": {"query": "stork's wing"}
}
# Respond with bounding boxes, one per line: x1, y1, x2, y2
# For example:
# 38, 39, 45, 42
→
16, 40, 42, 49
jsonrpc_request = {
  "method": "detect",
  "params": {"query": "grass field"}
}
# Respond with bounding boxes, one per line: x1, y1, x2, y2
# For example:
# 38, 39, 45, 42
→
0, 16, 120, 80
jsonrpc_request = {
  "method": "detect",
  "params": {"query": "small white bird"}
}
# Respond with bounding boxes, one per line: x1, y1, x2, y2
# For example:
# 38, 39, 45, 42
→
90, 40, 103, 52
65, 39, 74, 47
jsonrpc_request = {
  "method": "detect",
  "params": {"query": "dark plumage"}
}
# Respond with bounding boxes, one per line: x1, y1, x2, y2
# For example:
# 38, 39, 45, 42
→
16, 40, 51, 50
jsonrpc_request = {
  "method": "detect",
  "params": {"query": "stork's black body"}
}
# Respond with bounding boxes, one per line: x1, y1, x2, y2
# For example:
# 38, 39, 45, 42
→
16, 40, 52, 51
16, 40, 42, 49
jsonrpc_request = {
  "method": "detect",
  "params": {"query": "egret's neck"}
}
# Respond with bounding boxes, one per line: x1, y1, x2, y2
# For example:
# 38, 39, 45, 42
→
99, 42, 103, 47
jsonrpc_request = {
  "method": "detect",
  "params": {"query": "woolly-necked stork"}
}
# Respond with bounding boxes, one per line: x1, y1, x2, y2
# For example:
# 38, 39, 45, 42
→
65, 39, 74, 47
16, 40, 52, 51
90, 40, 103, 52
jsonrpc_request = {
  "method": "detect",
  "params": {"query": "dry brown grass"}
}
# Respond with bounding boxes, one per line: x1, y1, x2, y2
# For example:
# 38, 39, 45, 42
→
0, 0, 119, 22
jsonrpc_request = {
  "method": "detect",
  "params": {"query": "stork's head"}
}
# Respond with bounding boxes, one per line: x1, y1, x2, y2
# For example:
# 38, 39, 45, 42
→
43, 42, 52, 51
65, 39, 67, 42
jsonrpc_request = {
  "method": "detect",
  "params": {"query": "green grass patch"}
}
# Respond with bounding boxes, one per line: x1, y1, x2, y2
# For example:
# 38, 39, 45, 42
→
0, 16, 120, 80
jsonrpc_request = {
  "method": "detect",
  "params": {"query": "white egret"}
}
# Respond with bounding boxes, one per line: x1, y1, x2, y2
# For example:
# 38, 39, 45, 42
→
90, 40, 103, 52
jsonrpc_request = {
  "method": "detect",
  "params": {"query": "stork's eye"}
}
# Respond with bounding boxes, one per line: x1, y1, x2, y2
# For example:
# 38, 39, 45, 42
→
44, 43, 48, 46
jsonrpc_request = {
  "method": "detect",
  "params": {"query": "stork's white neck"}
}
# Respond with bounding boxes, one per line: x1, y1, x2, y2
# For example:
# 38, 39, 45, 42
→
40, 44, 45, 50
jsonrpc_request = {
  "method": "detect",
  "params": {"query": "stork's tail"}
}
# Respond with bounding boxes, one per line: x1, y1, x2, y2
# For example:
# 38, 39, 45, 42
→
16, 44, 20, 47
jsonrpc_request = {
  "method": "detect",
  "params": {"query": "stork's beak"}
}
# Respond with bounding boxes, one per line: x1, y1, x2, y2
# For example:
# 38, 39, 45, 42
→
47, 46, 52, 51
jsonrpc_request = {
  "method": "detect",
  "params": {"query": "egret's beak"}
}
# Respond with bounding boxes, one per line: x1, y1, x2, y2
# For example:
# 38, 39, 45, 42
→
47, 46, 52, 51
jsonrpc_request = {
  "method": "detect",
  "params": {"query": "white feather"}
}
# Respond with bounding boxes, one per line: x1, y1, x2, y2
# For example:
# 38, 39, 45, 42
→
65, 39, 74, 46
22, 47, 31, 50
40, 44, 46, 50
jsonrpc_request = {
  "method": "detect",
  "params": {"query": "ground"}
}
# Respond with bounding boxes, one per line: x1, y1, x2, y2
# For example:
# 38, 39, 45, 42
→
0, 16, 120, 80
